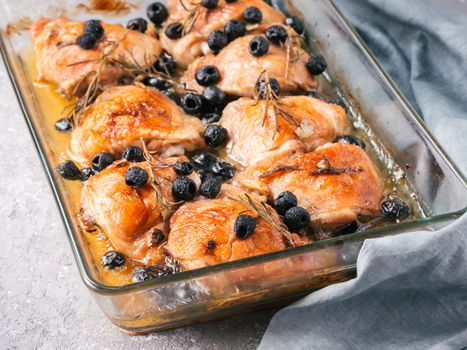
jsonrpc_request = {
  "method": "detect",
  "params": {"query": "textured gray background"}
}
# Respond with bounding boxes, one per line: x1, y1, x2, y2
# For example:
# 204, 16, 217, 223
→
0, 58, 276, 349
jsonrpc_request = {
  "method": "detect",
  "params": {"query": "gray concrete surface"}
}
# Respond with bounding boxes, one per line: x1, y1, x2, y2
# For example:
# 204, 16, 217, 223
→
0, 59, 275, 349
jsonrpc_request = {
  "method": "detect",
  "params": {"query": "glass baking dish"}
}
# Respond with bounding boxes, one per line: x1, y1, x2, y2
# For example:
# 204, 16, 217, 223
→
1, 0, 465, 333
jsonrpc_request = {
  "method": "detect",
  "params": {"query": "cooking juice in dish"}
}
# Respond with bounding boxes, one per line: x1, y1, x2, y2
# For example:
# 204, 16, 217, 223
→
18, 1, 424, 286
21, 50, 138, 285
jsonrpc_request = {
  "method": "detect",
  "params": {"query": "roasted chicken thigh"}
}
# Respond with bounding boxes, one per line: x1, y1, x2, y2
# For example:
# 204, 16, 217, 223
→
167, 185, 306, 270
31, 17, 162, 96
70, 85, 205, 165
237, 142, 384, 229
160, 0, 285, 67
182, 34, 316, 96
221, 96, 348, 167
80, 156, 198, 265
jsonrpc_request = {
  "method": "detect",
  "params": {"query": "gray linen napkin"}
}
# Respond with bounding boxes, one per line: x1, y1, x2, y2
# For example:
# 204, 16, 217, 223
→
334, 0, 467, 175
259, 214, 467, 350
259, 1, 467, 349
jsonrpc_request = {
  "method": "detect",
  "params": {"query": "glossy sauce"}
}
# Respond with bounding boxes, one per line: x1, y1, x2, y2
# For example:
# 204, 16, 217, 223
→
22, 49, 136, 286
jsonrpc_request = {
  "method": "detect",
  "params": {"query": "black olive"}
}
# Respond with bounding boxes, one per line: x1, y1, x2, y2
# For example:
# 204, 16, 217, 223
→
149, 229, 165, 246
165, 22, 183, 39
181, 93, 206, 115
243, 6, 263, 23
132, 266, 167, 282
381, 198, 410, 220
58, 160, 82, 180
202, 0, 218, 9
203, 104, 223, 116
172, 176, 197, 201
81, 167, 96, 181
197, 168, 213, 183
274, 191, 297, 215
199, 176, 222, 199
168, 91, 182, 106
207, 239, 216, 250
173, 161, 194, 176
234, 215, 257, 239
212, 161, 235, 180
207, 30, 229, 52
101, 251, 125, 269
203, 125, 228, 147
147, 2, 169, 25
55, 118, 72, 132
195, 65, 221, 86
192, 152, 218, 168
225, 0, 237, 2
203, 86, 226, 107
306, 55, 327, 75
154, 51, 176, 74
92, 152, 115, 172
83, 20, 104, 39
127, 18, 148, 33
142, 76, 172, 92
284, 206, 310, 231
125, 166, 149, 188
265, 25, 288, 45
269, 78, 281, 96
201, 113, 222, 124
76, 33, 97, 50
224, 19, 246, 41
249, 36, 269, 57
122, 146, 144, 162
256, 78, 281, 98
334, 135, 366, 149
284, 16, 304, 35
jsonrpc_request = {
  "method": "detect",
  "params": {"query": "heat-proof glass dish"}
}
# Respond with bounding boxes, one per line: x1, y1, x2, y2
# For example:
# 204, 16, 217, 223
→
1, 0, 465, 333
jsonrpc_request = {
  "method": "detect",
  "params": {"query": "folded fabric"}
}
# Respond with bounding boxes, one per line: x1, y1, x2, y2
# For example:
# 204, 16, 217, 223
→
260, 1, 467, 349
259, 213, 467, 350
333, 0, 467, 175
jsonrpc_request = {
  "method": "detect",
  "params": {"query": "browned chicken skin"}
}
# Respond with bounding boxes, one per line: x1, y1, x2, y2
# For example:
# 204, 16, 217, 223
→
39, 5, 389, 280
160, 0, 285, 67
70, 85, 205, 165
182, 34, 316, 97
221, 96, 349, 167
81, 156, 199, 265
167, 185, 307, 270
31, 17, 162, 96
237, 143, 384, 229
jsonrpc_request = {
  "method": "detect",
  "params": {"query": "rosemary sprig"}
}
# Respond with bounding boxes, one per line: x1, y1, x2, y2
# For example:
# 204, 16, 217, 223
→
64, 39, 122, 126
258, 165, 301, 179
63, 33, 185, 127
176, 0, 205, 36
311, 156, 363, 176
141, 141, 178, 220
229, 194, 295, 247
283, 34, 305, 79
253, 71, 300, 139
312, 166, 363, 176
259, 156, 363, 179
110, 49, 185, 89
